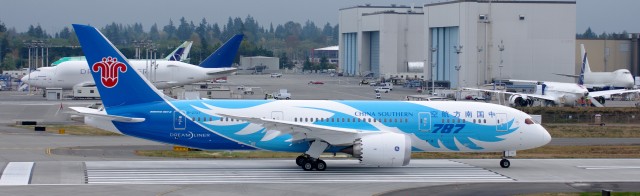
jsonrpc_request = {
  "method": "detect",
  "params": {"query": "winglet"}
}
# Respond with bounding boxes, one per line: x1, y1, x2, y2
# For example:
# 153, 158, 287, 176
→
199, 34, 244, 68
73, 24, 165, 109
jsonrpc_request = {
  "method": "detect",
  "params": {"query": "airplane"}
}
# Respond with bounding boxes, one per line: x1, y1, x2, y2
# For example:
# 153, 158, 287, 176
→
69, 24, 552, 171
466, 45, 640, 107
21, 35, 243, 90
555, 44, 635, 90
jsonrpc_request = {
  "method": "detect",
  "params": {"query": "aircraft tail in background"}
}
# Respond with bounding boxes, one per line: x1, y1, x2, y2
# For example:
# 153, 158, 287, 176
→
72, 24, 165, 109
199, 34, 244, 68
164, 41, 193, 62
578, 44, 591, 86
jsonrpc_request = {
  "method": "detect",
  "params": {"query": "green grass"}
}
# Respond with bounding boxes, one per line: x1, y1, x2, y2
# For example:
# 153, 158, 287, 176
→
520, 192, 640, 196
544, 124, 640, 138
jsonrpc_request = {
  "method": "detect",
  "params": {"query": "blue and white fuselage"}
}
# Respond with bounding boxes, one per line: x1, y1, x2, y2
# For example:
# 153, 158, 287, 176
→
90, 99, 549, 153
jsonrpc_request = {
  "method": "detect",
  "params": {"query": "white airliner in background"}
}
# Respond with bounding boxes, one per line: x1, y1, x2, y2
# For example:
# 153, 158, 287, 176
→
466, 44, 640, 107
21, 37, 239, 90
70, 24, 552, 171
555, 44, 635, 90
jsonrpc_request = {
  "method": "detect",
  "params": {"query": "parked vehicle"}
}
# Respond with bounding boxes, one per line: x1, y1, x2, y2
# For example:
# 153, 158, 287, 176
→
308, 81, 324, 85
374, 87, 391, 93
273, 89, 291, 99
270, 73, 282, 78
466, 95, 486, 101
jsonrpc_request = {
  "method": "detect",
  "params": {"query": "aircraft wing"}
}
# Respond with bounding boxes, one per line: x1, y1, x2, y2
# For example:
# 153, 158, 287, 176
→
589, 89, 640, 97
464, 88, 559, 102
216, 113, 373, 145
69, 107, 145, 123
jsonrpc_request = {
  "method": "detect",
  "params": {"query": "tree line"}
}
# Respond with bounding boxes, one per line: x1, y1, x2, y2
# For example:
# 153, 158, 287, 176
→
0, 16, 339, 71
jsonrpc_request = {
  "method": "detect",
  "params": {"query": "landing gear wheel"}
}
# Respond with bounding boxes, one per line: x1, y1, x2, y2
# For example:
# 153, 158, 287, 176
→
500, 159, 510, 168
295, 155, 306, 166
302, 160, 314, 171
315, 159, 326, 171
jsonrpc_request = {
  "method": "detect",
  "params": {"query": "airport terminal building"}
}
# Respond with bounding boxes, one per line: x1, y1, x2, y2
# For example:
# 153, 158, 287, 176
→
339, 1, 576, 88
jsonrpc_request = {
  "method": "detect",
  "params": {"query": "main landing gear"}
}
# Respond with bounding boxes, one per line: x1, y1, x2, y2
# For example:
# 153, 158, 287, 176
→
296, 154, 326, 171
296, 141, 329, 171
500, 150, 516, 168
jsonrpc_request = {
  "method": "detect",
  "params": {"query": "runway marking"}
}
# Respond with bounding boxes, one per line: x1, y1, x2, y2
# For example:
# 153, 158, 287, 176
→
0, 162, 34, 185
85, 160, 513, 184
578, 166, 640, 170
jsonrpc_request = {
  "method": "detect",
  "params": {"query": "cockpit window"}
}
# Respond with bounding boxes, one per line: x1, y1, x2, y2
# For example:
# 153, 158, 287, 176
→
525, 118, 535, 125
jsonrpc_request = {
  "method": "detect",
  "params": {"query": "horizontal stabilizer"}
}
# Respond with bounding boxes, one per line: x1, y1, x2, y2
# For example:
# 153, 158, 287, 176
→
69, 107, 145, 123
206, 68, 237, 76
554, 73, 579, 78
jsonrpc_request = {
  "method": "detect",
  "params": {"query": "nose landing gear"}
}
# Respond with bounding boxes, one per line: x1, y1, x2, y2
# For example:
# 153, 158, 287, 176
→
500, 150, 516, 168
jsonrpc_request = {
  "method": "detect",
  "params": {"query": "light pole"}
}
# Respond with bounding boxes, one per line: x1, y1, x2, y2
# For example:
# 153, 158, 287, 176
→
453, 45, 463, 87
453, 45, 463, 101
498, 40, 504, 89
430, 47, 437, 95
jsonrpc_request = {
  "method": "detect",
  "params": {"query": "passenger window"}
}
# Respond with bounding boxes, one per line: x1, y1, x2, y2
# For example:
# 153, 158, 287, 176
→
347, 118, 350, 122
473, 119, 476, 123
484, 119, 487, 123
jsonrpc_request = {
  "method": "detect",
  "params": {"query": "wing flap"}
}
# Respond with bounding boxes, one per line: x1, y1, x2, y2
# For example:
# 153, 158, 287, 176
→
69, 107, 145, 123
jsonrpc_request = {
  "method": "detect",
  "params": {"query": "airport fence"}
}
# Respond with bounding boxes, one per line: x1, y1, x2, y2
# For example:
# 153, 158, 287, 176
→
518, 107, 640, 124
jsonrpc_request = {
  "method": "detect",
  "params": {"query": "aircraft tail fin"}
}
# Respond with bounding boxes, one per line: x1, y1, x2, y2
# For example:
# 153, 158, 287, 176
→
579, 44, 591, 85
164, 41, 193, 62
199, 34, 244, 68
73, 24, 165, 109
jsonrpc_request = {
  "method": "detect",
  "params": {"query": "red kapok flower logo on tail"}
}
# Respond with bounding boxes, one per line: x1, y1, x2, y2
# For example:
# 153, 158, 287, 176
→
92, 57, 127, 88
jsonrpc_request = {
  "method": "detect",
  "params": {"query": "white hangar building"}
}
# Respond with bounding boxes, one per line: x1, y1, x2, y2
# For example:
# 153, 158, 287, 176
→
339, 1, 576, 88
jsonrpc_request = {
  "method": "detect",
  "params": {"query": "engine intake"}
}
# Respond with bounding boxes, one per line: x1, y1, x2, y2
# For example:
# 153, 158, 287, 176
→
509, 94, 533, 107
352, 132, 411, 167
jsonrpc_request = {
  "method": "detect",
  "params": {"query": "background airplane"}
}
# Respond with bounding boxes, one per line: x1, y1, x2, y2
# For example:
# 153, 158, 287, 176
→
555, 44, 635, 90
21, 35, 243, 90
70, 24, 551, 171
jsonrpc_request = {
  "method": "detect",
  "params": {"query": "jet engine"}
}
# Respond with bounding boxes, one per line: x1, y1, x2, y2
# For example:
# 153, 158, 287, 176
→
509, 94, 533, 107
350, 132, 411, 167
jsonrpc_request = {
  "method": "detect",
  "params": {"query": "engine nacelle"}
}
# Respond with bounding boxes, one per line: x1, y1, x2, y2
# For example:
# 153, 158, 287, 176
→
509, 94, 533, 107
352, 132, 411, 167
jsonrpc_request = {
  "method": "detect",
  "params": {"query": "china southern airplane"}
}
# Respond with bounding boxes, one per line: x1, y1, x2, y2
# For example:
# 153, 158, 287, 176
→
70, 24, 551, 171
21, 34, 243, 90
555, 44, 635, 90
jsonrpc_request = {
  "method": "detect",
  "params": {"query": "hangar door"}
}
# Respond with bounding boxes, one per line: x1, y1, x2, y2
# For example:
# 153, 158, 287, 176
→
342, 33, 357, 76
369, 31, 380, 77
430, 27, 460, 88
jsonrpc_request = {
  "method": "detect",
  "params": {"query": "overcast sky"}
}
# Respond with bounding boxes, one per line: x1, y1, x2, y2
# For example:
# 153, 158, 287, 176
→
0, 0, 636, 34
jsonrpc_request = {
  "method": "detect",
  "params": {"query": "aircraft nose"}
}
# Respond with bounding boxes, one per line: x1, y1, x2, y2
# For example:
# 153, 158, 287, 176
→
20, 75, 28, 83
540, 125, 552, 146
